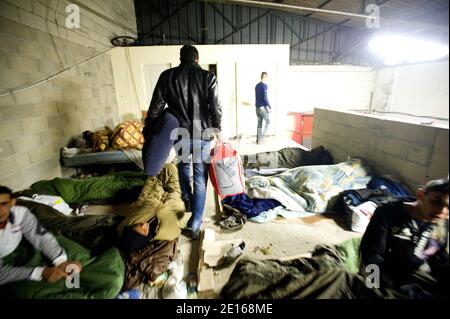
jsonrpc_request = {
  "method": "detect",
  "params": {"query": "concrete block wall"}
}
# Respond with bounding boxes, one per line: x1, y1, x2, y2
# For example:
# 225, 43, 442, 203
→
0, 0, 136, 191
312, 108, 449, 191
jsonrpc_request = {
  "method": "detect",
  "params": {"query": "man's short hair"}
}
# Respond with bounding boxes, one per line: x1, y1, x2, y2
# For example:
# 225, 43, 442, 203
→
0, 186, 12, 196
261, 72, 268, 78
424, 179, 449, 195
180, 45, 199, 63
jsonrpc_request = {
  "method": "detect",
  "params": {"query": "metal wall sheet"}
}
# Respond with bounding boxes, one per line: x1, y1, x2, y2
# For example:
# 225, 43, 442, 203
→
135, 0, 375, 65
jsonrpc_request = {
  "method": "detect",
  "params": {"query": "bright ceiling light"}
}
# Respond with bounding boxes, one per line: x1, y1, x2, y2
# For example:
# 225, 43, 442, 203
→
369, 35, 449, 66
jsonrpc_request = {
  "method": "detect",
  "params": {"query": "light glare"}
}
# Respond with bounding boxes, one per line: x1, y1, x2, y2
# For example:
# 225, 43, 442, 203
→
369, 35, 449, 65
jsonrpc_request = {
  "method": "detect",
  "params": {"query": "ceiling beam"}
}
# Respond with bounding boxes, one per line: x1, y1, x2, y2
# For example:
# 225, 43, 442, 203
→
202, 0, 368, 19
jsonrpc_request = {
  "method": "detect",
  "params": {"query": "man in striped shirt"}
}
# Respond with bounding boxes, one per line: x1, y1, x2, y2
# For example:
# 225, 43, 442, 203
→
0, 186, 82, 286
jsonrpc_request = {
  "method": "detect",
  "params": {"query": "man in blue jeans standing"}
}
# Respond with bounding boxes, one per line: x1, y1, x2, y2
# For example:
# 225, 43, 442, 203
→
255, 72, 271, 144
144, 45, 222, 239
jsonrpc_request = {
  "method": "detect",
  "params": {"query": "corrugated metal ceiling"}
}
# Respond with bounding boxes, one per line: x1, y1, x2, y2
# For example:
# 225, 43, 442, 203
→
209, 0, 449, 29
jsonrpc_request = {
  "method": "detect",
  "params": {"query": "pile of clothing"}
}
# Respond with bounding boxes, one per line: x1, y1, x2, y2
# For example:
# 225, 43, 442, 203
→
335, 176, 413, 233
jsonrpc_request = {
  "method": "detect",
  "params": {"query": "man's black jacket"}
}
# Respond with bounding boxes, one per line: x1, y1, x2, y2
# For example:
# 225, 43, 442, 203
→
144, 62, 222, 140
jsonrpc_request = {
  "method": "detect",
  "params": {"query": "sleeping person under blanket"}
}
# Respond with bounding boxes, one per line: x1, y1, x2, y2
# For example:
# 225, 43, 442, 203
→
117, 163, 186, 253
0, 186, 125, 299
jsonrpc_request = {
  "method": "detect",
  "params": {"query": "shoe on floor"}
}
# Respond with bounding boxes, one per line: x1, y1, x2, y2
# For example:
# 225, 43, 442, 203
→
216, 241, 245, 268
182, 227, 200, 240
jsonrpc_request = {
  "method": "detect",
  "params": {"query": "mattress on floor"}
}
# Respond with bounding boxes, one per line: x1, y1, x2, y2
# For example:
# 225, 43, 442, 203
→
61, 149, 132, 167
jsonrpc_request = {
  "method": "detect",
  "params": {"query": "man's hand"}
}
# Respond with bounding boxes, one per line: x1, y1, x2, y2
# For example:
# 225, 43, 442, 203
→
265, 106, 272, 113
214, 131, 224, 144
57, 260, 83, 274
42, 266, 68, 283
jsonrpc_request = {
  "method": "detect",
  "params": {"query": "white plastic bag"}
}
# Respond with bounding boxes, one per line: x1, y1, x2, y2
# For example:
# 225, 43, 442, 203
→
19, 195, 73, 216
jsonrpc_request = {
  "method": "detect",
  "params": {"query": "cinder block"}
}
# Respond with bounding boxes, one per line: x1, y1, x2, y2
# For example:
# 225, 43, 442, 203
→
0, 121, 23, 139
427, 128, 449, 179
18, 154, 60, 187
37, 59, 60, 75
12, 87, 42, 104
366, 119, 391, 138
45, 21, 59, 37
19, 9, 46, 32
0, 51, 9, 68
44, 0, 60, 10
389, 121, 436, 143
66, 111, 84, 124
31, 1, 48, 19
35, 101, 58, 115
349, 130, 376, 148
67, 30, 86, 47
62, 87, 81, 100
58, 24, 68, 40
318, 119, 333, 134
0, 70, 30, 88
374, 137, 410, 159
47, 113, 69, 128
0, 17, 30, 40
401, 160, 428, 184
52, 138, 66, 153
40, 85, 64, 102
1, 103, 37, 120
346, 115, 369, 130
0, 36, 19, 56
14, 152, 31, 169
29, 143, 54, 163
0, 156, 16, 176
0, 94, 14, 107
39, 127, 64, 144
16, 41, 46, 60
20, 116, 48, 133
62, 123, 81, 138
10, 133, 42, 154
0, 176, 26, 192
400, 176, 421, 193
0, 140, 14, 160
56, 100, 77, 113
5, 0, 32, 12
427, 154, 449, 179
0, 1, 20, 23
406, 143, 433, 166
27, 28, 53, 47
8, 55, 40, 74
44, 47, 60, 62
79, 88, 93, 100
383, 155, 428, 183
50, 75, 72, 89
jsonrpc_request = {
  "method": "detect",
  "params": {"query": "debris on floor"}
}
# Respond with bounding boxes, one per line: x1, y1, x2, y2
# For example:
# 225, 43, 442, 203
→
253, 243, 273, 255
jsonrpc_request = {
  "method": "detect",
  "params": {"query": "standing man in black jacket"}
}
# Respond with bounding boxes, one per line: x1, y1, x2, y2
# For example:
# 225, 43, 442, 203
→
143, 45, 222, 239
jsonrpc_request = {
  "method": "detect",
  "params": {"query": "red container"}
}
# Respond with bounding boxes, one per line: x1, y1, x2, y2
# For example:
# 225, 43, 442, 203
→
286, 112, 314, 148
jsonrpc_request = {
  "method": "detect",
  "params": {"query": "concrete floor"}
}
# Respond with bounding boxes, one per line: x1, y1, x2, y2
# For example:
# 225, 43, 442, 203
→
178, 134, 361, 298
86, 134, 361, 298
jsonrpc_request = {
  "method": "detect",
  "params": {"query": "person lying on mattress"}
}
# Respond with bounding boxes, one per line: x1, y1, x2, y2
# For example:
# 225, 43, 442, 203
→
116, 163, 186, 253
0, 186, 125, 299
360, 178, 449, 298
